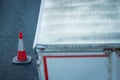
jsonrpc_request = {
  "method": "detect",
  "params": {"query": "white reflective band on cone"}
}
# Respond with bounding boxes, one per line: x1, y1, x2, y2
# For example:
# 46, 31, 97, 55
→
18, 39, 24, 51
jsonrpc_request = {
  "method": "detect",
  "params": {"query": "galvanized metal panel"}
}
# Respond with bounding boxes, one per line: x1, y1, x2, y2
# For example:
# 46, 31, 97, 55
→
46, 57, 108, 80
37, 52, 109, 80
118, 55, 120, 80
39, 53, 108, 80
34, 0, 120, 48
110, 52, 120, 80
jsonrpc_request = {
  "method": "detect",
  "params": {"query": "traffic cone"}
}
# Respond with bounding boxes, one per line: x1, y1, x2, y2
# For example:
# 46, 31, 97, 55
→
12, 31, 32, 64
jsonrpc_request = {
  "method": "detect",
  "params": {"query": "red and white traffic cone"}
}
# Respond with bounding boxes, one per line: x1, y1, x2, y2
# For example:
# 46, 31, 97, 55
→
12, 31, 32, 64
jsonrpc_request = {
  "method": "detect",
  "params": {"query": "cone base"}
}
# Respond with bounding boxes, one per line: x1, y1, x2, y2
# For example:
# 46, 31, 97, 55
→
12, 56, 32, 64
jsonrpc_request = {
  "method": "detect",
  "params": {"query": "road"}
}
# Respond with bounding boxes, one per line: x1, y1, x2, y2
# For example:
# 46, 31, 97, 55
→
0, 0, 40, 80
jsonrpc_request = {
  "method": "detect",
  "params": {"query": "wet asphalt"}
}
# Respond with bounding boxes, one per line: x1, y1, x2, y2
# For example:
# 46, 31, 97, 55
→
0, 0, 41, 80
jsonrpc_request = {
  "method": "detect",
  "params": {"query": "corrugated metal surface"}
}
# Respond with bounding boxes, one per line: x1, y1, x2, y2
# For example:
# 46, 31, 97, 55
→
34, 0, 120, 47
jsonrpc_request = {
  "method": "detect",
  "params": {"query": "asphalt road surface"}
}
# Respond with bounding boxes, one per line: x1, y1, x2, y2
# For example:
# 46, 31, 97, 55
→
0, 0, 41, 80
